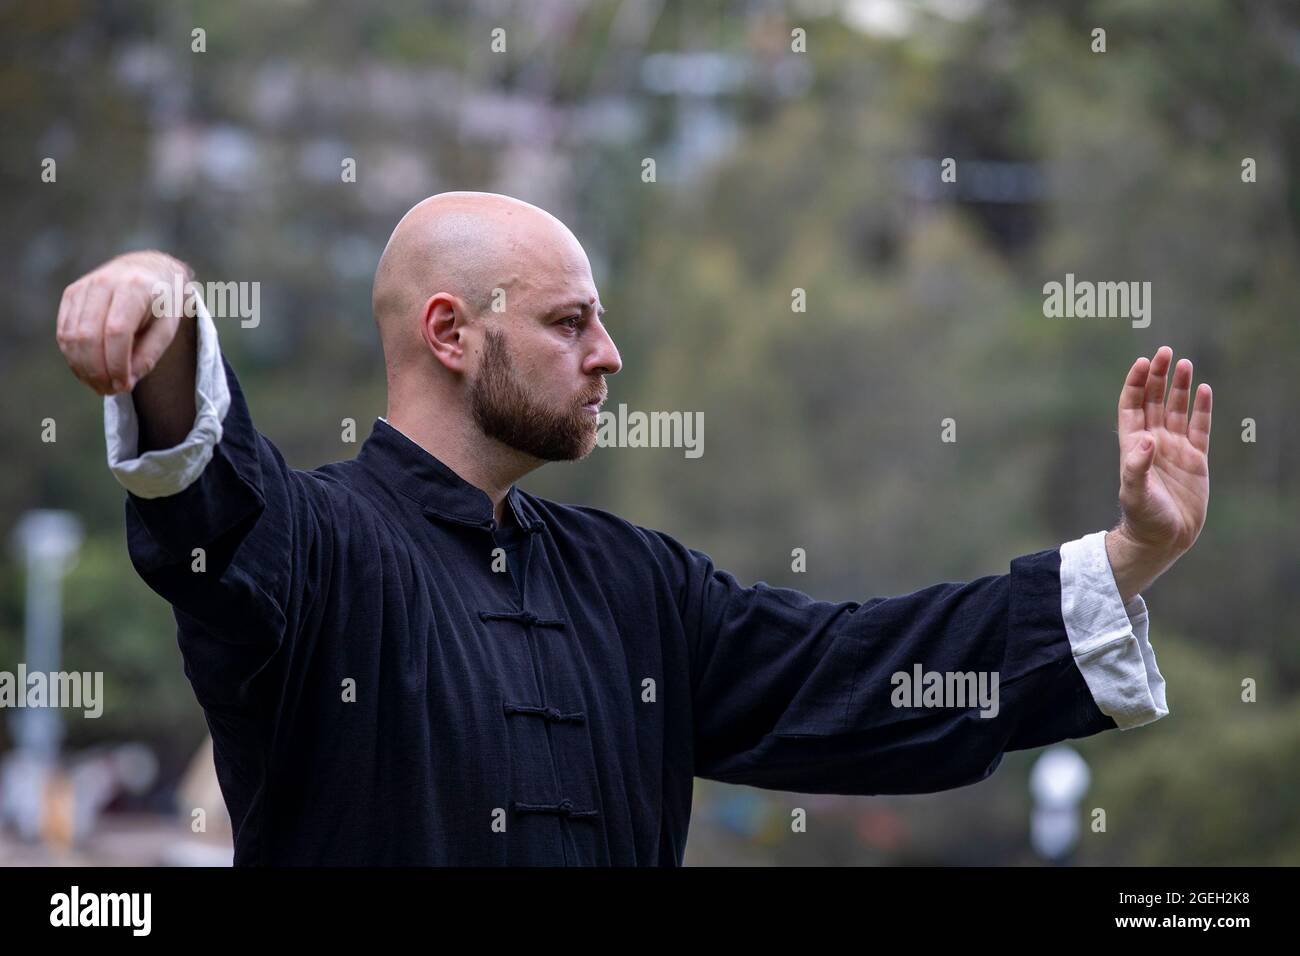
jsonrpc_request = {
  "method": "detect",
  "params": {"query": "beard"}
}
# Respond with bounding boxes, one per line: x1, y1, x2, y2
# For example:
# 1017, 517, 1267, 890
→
469, 326, 602, 462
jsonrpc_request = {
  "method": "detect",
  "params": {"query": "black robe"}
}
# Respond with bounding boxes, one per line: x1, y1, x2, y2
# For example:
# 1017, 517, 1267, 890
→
123, 357, 1115, 865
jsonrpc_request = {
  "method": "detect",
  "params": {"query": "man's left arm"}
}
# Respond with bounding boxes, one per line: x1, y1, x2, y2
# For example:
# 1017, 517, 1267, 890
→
668, 346, 1210, 795
1063, 345, 1213, 730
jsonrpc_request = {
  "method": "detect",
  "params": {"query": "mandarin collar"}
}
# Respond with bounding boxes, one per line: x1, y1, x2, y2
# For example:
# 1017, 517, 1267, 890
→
357, 418, 531, 530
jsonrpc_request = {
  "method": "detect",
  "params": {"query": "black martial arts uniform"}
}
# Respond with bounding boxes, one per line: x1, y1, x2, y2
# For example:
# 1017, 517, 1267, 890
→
120, 357, 1122, 866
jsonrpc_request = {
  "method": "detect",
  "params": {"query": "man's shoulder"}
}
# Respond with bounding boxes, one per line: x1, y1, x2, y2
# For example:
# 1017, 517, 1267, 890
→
268, 454, 395, 526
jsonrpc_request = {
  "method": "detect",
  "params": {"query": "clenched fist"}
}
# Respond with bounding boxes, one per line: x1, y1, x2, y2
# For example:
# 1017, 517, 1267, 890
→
55, 250, 194, 396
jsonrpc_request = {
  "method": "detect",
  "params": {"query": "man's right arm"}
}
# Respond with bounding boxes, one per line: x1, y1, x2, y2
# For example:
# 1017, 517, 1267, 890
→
58, 252, 317, 706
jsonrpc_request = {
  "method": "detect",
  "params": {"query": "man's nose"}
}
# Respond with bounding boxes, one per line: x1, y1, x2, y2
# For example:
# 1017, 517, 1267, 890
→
585, 319, 622, 376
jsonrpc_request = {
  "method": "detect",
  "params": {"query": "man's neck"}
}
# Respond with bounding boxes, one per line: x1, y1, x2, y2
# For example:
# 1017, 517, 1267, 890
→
382, 409, 539, 527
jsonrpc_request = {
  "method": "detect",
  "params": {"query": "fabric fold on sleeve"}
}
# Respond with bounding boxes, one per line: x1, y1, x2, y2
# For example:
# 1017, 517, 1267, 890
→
104, 293, 231, 499
1059, 530, 1168, 730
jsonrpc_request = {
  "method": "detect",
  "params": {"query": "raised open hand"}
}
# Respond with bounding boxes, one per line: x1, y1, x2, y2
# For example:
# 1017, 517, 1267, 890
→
1115, 345, 1212, 561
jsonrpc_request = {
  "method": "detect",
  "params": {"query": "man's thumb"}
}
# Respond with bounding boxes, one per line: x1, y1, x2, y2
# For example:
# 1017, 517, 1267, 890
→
1122, 434, 1156, 488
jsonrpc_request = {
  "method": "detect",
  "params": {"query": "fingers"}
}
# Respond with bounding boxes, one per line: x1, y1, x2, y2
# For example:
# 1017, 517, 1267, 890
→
56, 283, 76, 343
102, 281, 154, 391
1117, 355, 1150, 443
70, 278, 114, 394
1143, 346, 1172, 431
56, 254, 184, 396
1188, 382, 1213, 454
1165, 358, 1193, 436
1118, 345, 1212, 455
56, 281, 93, 390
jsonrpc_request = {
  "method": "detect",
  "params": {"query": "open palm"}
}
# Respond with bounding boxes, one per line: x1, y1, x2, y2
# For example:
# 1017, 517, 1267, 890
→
1116, 346, 1213, 557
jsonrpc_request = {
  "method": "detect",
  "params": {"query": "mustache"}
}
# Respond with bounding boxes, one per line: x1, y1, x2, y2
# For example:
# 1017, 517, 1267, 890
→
579, 386, 608, 406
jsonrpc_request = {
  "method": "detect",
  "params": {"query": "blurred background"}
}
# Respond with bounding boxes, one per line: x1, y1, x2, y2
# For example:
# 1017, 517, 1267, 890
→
1, 0, 1297, 865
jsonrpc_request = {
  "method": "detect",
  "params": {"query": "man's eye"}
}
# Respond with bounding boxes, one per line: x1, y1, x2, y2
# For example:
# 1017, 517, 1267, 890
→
560, 315, 581, 330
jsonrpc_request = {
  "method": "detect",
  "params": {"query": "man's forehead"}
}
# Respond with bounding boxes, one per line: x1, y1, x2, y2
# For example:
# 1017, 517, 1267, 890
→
530, 268, 601, 311
498, 224, 599, 311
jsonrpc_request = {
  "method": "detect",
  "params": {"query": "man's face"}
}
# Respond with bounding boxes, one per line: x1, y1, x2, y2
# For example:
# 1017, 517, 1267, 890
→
463, 221, 621, 462
469, 324, 608, 461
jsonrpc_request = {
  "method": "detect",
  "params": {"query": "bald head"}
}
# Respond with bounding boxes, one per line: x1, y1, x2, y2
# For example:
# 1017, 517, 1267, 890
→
372, 190, 621, 474
371, 191, 586, 374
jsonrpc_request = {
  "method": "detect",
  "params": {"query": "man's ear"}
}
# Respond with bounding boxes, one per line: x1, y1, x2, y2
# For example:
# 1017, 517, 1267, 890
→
422, 292, 470, 372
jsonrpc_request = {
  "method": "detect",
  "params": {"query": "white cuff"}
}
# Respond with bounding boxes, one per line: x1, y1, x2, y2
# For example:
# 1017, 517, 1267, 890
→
1059, 530, 1168, 730
103, 294, 230, 499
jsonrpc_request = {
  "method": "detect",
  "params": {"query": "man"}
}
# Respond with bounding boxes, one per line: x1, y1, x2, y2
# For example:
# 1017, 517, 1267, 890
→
56, 192, 1212, 865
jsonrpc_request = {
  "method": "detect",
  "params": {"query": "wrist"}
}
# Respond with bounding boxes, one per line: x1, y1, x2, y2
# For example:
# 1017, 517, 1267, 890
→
133, 306, 198, 453
1104, 523, 1179, 604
